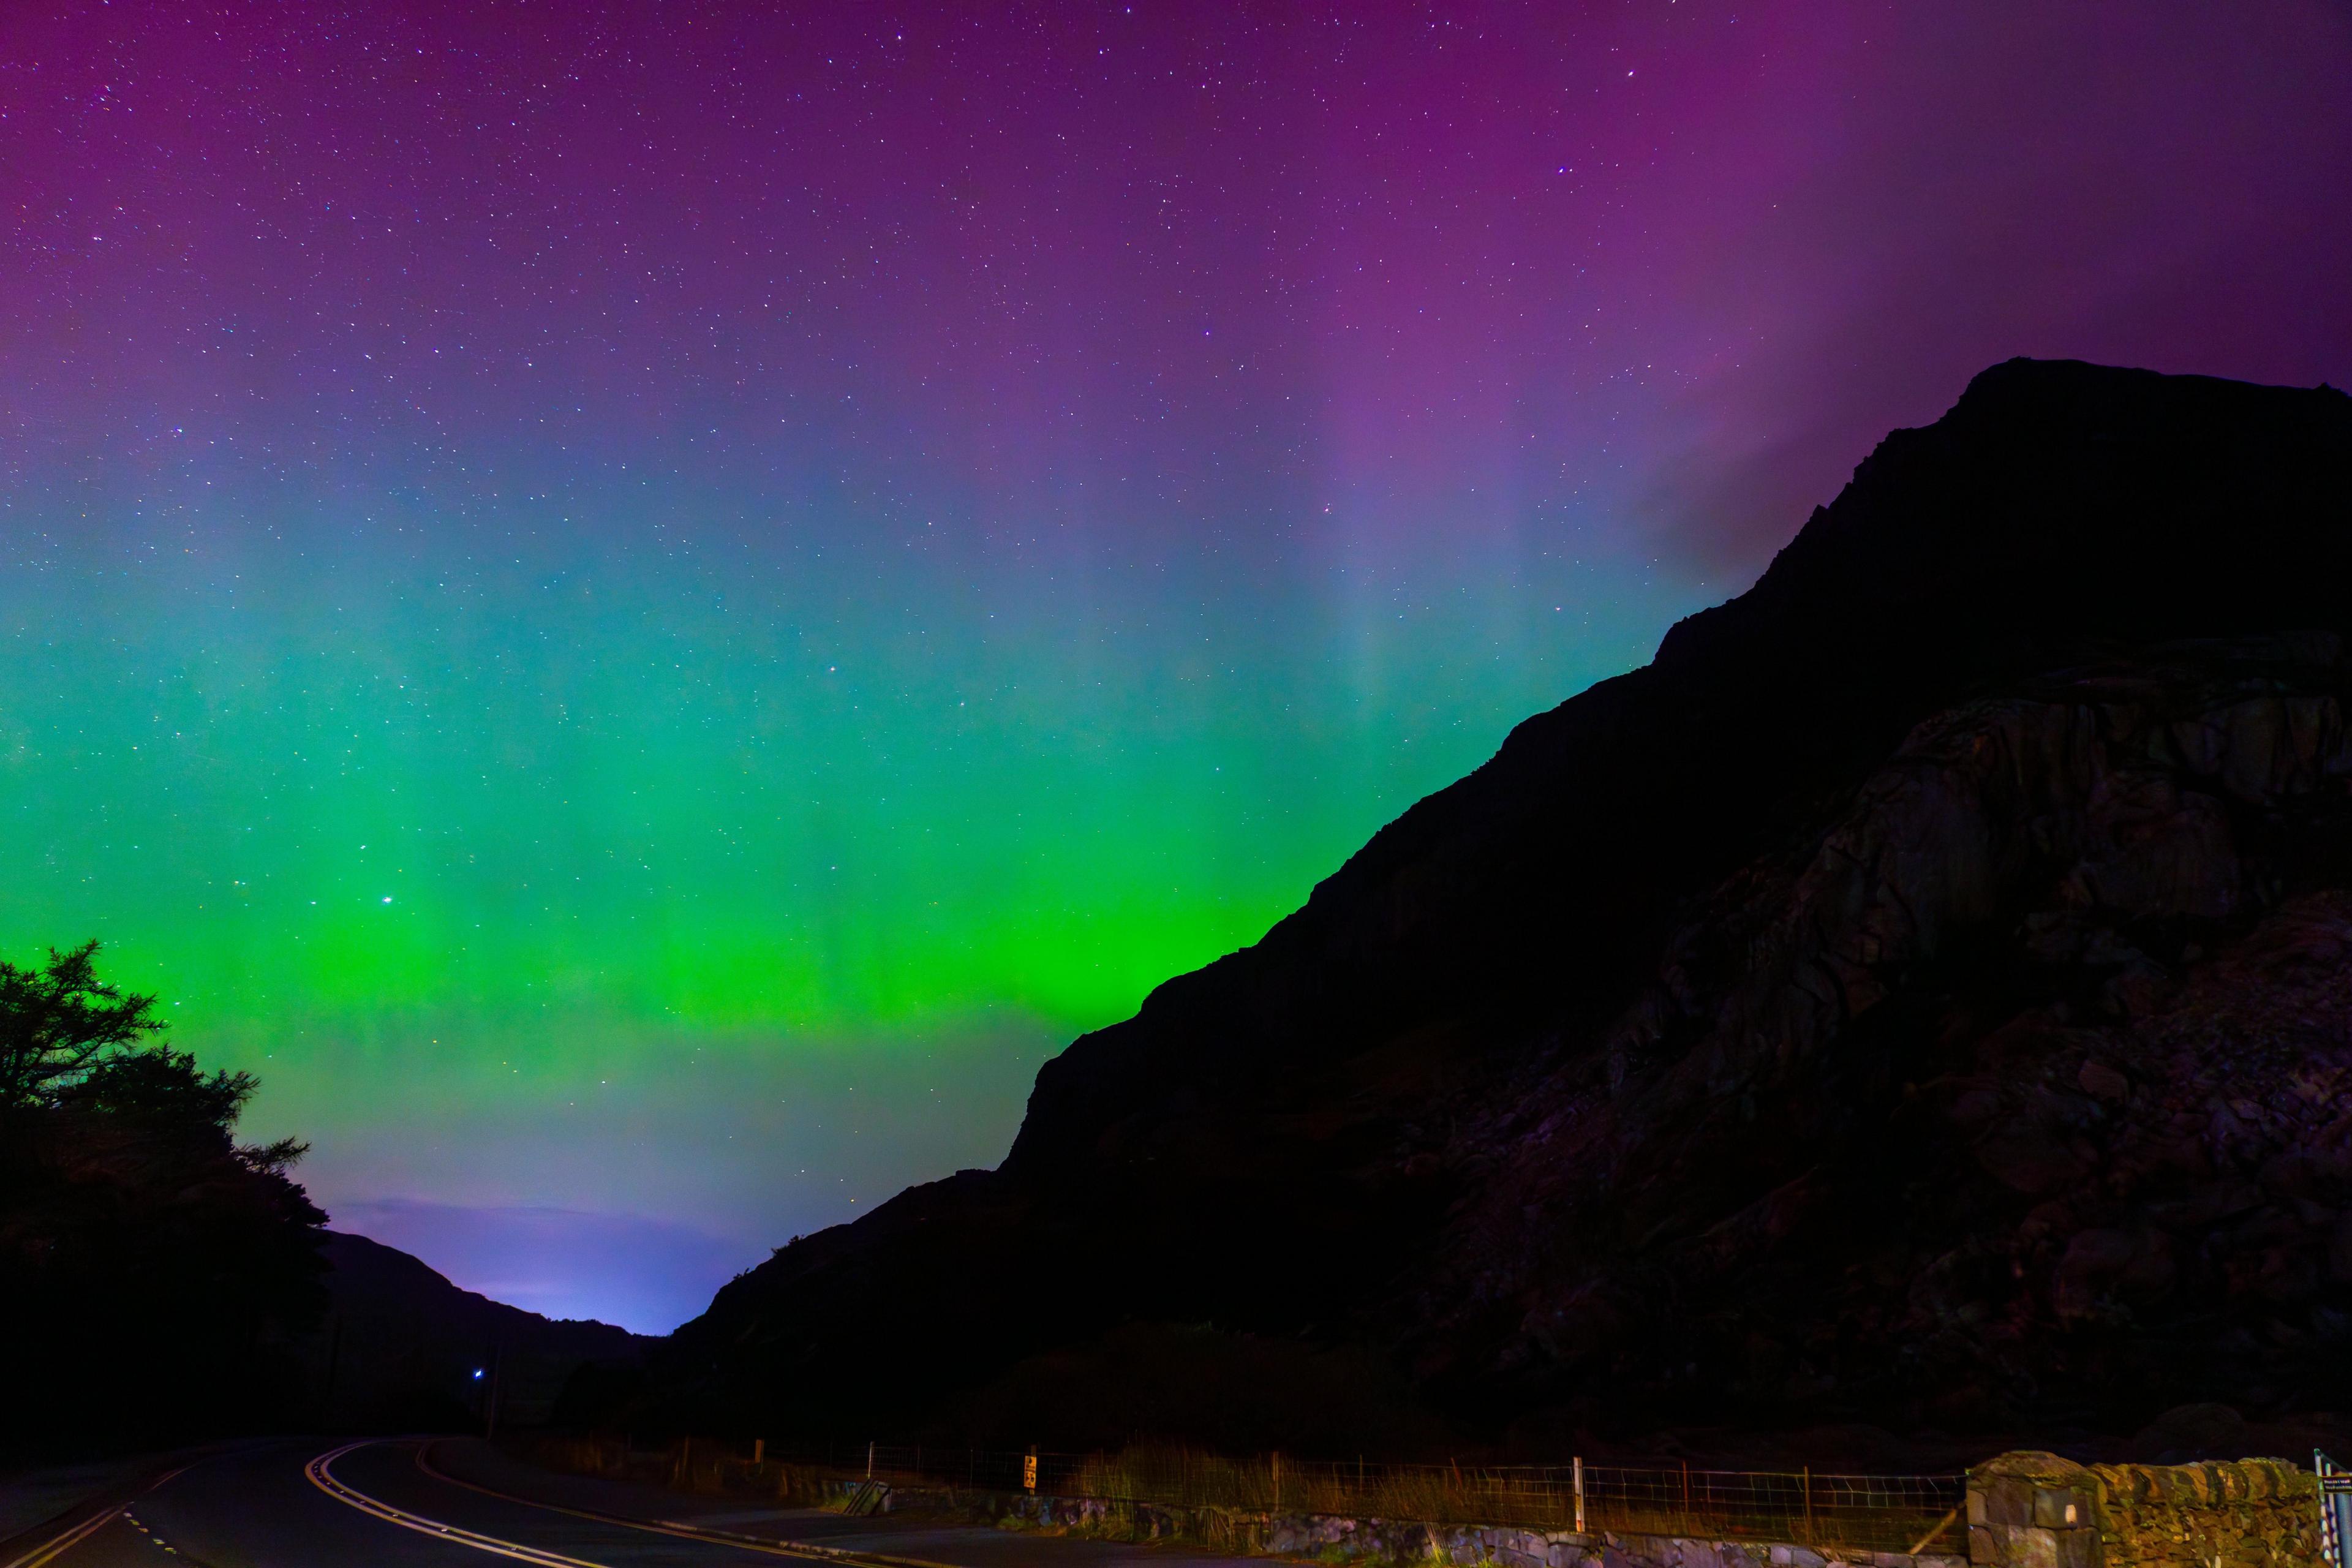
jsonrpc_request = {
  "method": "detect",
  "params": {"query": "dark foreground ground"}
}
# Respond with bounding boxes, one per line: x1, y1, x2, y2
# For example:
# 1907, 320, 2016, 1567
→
0, 1436, 1262, 1568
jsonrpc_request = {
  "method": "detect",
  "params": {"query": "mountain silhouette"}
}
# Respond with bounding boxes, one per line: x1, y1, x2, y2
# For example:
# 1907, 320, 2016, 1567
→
661, 360, 2352, 1446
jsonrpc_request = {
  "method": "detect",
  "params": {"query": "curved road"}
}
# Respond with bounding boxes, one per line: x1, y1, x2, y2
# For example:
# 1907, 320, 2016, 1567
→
4, 1439, 1266, 1568
4, 1439, 909, 1568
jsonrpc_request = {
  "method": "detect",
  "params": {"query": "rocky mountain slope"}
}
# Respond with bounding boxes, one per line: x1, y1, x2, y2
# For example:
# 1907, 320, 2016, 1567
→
664, 360, 2352, 1444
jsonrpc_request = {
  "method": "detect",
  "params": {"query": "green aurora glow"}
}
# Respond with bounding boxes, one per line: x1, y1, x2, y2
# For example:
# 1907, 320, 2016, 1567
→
4, 494, 1681, 1328
25, 0, 2339, 1327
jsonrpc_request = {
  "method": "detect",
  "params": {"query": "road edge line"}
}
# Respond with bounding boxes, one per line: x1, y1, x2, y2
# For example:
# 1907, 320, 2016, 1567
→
414, 1441, 962, 1568
304, 1441, 611, 1568
0, 1457, 203, 1568
0, 1504, 120, 1568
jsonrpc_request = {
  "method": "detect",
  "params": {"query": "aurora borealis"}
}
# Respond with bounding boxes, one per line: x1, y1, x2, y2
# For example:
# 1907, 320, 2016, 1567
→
7, 4, 2351, 1332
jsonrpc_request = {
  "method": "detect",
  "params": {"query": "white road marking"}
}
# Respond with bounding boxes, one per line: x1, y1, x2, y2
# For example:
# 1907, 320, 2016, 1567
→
304, 1442, 615, 1567
410, 1443, 940, 1567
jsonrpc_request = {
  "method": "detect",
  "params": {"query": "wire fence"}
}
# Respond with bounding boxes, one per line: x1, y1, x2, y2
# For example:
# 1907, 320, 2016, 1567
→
548, 1436, 1963, 1554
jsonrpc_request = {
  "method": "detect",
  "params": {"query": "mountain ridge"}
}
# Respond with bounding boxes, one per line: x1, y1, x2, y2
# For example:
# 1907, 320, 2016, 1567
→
312, 1229, 646, 1430
662, 358, 2352, 1447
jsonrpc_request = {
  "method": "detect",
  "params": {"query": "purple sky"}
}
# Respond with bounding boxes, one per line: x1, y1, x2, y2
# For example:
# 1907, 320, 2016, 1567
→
6, 2, 2350, 1330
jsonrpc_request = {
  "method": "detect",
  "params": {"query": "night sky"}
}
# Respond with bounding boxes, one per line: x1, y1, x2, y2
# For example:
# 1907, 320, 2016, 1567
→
7, 2, 2350, 1332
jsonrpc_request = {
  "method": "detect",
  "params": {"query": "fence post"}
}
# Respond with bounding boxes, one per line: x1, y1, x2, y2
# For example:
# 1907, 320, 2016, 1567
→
1273, 1452, 1282, 1512
755, 1438, 764, 1464
1574, 1456, 1586, 1534
1803, 1466, 1814, 1547
867, 1441, 875, 1480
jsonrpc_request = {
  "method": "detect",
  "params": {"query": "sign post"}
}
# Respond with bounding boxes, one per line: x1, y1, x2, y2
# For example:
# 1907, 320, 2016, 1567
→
1024, 1449, 1038, 1493
2320, 1452, 2352, 1568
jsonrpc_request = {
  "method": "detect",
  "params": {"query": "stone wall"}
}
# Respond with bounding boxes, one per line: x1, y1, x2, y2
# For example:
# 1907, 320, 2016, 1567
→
994, 1491, 1967, 1568
1967, 1452, 2323, 1568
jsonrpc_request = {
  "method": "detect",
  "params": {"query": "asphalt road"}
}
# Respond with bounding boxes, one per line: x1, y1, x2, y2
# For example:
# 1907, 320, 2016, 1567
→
2, 1438, 1267, 1568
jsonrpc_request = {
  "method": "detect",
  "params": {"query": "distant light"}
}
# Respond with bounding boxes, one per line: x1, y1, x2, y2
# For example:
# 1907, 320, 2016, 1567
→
382, 896, 393, 903
472, 1368, 484, 1379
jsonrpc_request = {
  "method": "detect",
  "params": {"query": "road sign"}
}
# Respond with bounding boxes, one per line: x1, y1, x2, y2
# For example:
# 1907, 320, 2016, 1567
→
2320, 1451, 2352, 1568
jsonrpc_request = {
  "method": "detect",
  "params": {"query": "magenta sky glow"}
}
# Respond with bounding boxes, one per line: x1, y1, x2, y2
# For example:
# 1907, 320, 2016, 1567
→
6, 3, 2350, 1329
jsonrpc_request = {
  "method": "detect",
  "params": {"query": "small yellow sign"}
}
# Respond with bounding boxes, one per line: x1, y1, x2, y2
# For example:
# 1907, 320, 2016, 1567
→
1023, 1454, 1038, 1491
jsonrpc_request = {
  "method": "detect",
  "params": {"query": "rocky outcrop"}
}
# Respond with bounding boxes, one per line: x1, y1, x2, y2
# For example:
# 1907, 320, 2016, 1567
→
1417, 639, 2352, 1425
664, 360, 2352, 1444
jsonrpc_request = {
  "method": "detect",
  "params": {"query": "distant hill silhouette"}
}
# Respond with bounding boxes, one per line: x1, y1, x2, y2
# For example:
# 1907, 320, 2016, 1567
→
655, 360, 2352, 1452
0, 937, 646, 1457
309, 1231, 644, 1432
